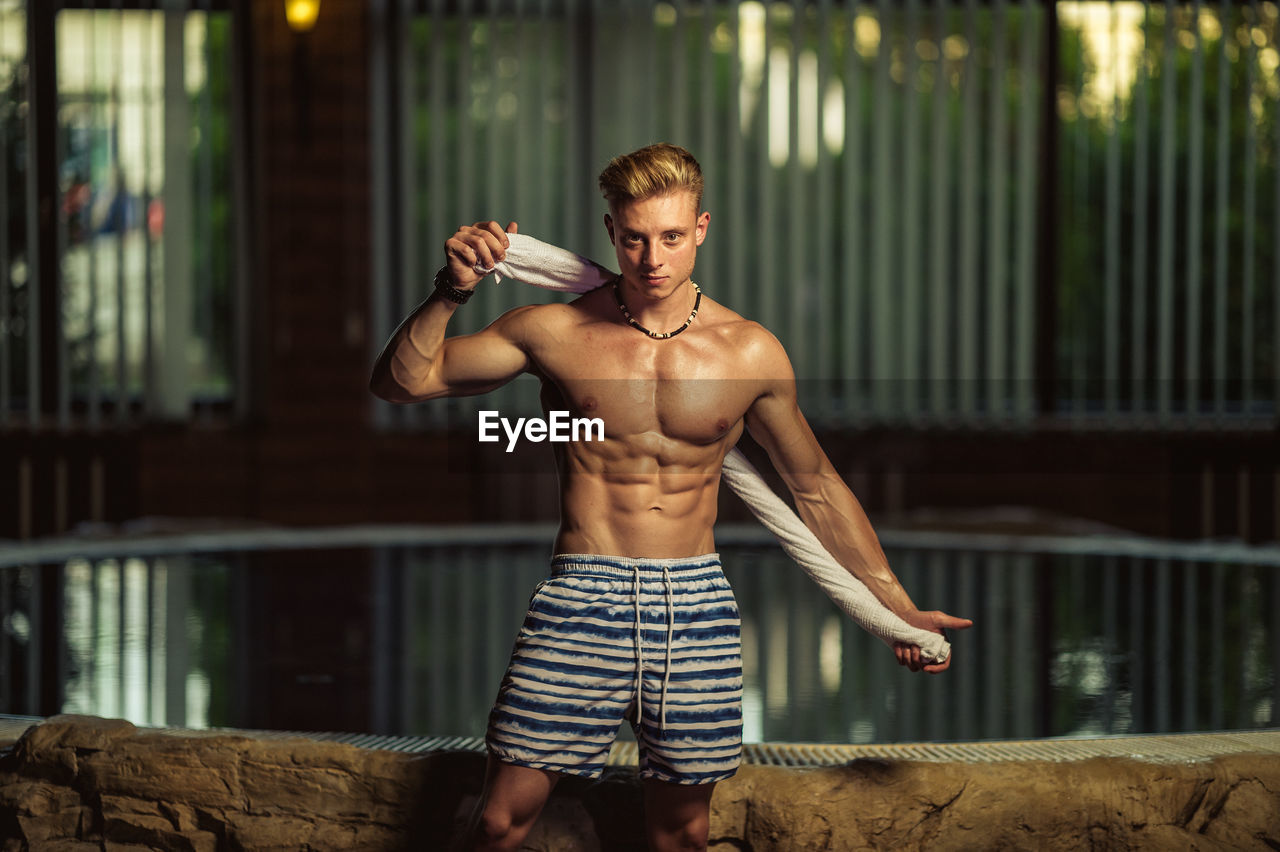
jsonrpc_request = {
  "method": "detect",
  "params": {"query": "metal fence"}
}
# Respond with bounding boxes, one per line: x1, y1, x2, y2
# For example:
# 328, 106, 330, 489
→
371, 0, 1279, 430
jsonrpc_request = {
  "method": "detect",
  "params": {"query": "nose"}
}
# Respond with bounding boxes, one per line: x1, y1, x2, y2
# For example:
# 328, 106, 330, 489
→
642, 240, 662, 270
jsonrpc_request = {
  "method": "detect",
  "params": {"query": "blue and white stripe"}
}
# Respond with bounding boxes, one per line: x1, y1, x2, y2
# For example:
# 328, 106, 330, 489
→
486, 553, 744, 785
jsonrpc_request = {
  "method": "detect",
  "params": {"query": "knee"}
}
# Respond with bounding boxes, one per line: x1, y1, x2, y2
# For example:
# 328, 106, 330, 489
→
470, 804, 526, 852
651, 818, 710, 852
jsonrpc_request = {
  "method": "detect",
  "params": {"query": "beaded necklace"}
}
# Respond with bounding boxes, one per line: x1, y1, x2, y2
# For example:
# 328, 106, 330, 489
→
611, 279, 702, 340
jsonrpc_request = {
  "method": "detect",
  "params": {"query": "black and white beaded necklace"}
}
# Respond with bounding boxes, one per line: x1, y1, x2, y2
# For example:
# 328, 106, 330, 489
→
611, 279, 702, 340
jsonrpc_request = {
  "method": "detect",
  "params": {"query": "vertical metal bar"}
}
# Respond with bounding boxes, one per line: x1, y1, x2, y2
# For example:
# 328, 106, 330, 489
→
927, 551, 947, 738
957, 0, 979, 418
164, 557, 190, 726
871, 0, 893, 418
1271, 559, 1279, 725
117, 557, 127, 717
842, 2, 863, 416
697, 0, 716, 289
1034, 0, 1059, 420
815, 0, 833, 421
1241, 0, 1257, 414
115, 3, 129, 422
983, 553, 1003, 739
902, 0, 921, 420
0, 568, 9, 710
0, 3, 9, 424
228, 1, 250, 422
1131, 1, 1151, 415
956, 551, 976, 738
427, 550, 445, 730
26, 0, 53, 426
1213, 1, 1231, 416
758, 2, 773, 328
1276, 4, 1280, 418
160, 1, 191, 419
985, 0, 1008, 420
425, 0, 448, 428
1184, 0, 1205, 417
1101, 555, 1117, 733
1013, 0, 1038, 422
1156, 3, 1176, 420
88, 8, 103, 427
1211, 558, 1225, 728
142, 8, 157, 417
535, 0, 551, 238
1129, 557, 1145, 731
455, 0, 479, 423
1104, 1, 1121, 419
396, 549, 413, 733
1181, 561, 1197, 731
394, 0, 418, 426
369, 0, 392, 429
198, 0, 214, 418
787, 0, 803, 379
671, 0, 688, 145
727, 1, 745, 313
370, 548, 394, 733
1069, 7, 1087, 417
1154, 558, 1171, 731
145, 558, 155, 725
929, 0, 950, 418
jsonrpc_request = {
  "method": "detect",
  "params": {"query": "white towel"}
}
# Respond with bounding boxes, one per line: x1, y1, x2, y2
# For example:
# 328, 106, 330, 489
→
485, 232, 950, 663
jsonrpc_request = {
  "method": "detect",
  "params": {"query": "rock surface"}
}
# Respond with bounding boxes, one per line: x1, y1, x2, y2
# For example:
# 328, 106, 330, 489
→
1, 716, 1277, 850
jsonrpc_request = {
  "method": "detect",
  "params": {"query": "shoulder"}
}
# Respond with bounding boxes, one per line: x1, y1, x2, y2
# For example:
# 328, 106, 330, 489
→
698, 296, 793, 378
487, 286, 611, 340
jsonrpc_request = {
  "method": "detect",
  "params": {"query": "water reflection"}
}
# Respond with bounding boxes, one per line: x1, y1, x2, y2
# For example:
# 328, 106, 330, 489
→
2, 532, 1277, 743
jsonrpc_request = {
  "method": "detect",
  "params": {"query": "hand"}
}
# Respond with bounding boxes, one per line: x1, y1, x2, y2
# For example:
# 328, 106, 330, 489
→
443, 220, 519, 290
893, 610, 973, 674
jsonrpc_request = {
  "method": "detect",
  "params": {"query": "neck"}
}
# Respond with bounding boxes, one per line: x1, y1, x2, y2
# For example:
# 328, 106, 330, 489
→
613, 278, 702, 340
617, 277, 696, 328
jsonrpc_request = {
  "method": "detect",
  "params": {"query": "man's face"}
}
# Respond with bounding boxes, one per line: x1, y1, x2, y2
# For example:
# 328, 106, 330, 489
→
604, 191, 710, 299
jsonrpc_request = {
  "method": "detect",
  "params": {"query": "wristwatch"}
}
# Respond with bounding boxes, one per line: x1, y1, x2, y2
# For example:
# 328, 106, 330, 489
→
433, 266, 475, 304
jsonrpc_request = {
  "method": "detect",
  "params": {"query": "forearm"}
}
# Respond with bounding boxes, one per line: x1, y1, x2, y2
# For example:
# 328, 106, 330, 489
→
369, 290, 463, 402
793, 472, 918, 617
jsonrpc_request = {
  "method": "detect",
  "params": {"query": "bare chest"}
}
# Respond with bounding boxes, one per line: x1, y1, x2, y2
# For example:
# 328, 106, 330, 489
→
532, 326, 757, 446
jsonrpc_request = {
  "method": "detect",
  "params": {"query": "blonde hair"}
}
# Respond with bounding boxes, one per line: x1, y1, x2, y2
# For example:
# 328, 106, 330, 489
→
598, 143, 704, 210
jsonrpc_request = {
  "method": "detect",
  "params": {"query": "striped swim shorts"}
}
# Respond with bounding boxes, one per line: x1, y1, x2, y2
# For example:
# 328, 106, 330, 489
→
485, 553, 744, 785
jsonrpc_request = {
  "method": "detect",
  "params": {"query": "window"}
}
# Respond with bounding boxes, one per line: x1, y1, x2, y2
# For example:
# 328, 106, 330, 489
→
1, 0, 243, 427
371, 0, 1279, 429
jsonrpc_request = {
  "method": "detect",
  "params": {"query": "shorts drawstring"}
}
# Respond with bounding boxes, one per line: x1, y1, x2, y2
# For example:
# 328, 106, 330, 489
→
633, 570, 644, 730
660, 566, 674, 734
633, 565, 677, 735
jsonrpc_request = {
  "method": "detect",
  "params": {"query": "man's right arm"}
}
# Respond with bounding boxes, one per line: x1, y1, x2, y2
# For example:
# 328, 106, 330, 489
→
369, 220, 528, 403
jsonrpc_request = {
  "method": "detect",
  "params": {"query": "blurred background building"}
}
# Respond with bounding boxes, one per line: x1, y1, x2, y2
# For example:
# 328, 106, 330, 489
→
1, 0, 1277, 741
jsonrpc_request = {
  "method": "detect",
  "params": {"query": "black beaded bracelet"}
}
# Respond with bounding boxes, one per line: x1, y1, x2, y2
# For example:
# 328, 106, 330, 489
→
433, 266, 475, 304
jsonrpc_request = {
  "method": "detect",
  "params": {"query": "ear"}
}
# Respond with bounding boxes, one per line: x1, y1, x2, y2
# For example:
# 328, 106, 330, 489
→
694, 211, 710, 246
604, 212, 615, 244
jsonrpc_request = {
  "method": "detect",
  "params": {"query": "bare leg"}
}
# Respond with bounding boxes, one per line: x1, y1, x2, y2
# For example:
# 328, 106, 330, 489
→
642, 778, 717, 852
463, 755, 559, 852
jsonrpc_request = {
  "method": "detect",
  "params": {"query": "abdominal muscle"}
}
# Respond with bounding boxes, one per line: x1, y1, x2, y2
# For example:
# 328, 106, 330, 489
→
552, 437, 728, 558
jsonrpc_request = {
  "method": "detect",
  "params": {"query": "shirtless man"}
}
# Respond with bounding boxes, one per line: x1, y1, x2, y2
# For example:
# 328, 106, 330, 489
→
369, 144, 970, 851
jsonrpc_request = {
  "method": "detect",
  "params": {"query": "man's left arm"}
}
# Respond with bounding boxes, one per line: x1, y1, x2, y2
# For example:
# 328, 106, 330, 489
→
741, 329, 971, 672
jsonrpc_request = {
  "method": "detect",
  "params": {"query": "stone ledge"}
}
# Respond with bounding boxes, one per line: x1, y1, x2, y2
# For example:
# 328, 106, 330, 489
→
1, 716, 1278, 850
